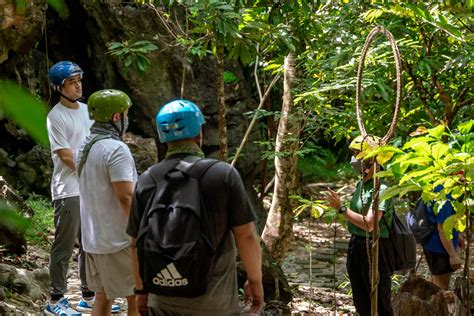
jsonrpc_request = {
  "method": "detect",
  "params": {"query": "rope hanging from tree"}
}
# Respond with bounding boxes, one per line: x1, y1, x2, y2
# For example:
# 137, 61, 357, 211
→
355, 26, 402, 316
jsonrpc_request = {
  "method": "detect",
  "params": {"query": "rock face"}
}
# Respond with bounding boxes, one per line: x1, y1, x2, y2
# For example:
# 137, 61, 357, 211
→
0, 1, 265, 202
0, 0, 283, 304
0, 264, 49, 314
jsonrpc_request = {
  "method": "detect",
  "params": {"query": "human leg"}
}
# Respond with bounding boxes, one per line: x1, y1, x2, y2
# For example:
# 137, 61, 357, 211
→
347, 236, 372, 316
92, 292, 112, 316
432, 273, 452, 290
377, 270, 394, 315
377, 238, 394, 316
423, 249, 455, 289
77, 221, 94, 299
49, 197, 81, 300
86, 248, 135, 313
126, 295, 138, 316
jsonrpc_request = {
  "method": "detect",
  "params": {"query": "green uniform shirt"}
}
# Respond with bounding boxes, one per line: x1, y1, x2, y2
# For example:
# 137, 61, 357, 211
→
347, 180, 393, 238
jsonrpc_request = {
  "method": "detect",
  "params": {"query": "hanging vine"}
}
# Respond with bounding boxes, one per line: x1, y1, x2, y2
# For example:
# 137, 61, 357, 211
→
355, 26, 402, 316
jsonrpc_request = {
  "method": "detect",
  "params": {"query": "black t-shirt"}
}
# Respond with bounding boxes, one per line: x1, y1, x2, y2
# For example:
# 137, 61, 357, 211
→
126, 156, 257, 245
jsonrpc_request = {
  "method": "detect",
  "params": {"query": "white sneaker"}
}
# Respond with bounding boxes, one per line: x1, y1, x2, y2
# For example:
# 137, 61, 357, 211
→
44, 297, 82, 315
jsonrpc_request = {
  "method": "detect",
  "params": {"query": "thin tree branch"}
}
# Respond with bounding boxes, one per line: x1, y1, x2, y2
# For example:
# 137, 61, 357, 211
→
402, 60, 437, 125
254, 44, 263, 100
148, 3, 179, 40
231, 73, 281, 167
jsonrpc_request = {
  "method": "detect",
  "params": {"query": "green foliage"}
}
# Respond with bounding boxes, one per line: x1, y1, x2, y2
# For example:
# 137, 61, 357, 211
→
106, 40, 158, 75
298, 154, 355, 183
223, 70, 239, 84
0, 200, 29, 233
15, 0, 68, 17
297, 2, 473, 146
290, 195, 329, 219
24, 195, 54, 247
337, 273, 352, 295
379, 121, 473, 238
0, 80, 49, 146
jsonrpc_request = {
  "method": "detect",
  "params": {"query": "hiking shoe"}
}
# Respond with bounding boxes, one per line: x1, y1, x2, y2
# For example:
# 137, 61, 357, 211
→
44, 297, 82, 315
76, 297, 122, 313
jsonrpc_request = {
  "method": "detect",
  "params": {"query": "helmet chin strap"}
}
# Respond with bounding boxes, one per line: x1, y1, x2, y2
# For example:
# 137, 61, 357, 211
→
58, 90, 83, 103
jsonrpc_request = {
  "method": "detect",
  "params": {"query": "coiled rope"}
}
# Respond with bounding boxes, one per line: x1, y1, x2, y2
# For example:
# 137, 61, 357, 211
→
355, 26, 402, 316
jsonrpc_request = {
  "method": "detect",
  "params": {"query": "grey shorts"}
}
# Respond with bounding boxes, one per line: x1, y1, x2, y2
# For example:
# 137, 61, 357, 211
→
86, 246, 134, 299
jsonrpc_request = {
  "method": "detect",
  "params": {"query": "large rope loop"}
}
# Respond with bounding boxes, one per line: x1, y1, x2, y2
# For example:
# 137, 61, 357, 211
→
356, 26, 402, 146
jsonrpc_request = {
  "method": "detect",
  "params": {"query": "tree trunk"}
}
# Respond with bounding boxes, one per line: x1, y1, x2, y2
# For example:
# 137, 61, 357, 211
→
216, 42, 228, 161
261, 52, 300, 264
393, 274, 468, 315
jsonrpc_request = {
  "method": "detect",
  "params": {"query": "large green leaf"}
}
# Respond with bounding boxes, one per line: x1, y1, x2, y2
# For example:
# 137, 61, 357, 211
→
0, 80, 49, 146
458, 119, 473, 134
399, 166, 436, 184
428, 124, 445, 139
379, 184, 421, 200
430, 143, 450, 160
399, 156, 433, 168
0, 201, 29, 233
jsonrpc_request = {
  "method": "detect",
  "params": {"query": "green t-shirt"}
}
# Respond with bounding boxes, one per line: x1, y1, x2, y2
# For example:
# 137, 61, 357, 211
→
347, 180, 393, 238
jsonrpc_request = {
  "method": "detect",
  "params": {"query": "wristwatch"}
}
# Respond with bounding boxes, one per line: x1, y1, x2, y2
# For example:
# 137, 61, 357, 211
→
338, 206, 348, 214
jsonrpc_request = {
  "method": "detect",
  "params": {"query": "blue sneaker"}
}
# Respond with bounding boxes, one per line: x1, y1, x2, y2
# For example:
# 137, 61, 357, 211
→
44, 297, 82, 315
76, 297, 122, 313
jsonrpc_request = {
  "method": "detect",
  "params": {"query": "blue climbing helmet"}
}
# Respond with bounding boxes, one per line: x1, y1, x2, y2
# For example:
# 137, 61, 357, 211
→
156, 99, 204, 143
48, 61, 83, 90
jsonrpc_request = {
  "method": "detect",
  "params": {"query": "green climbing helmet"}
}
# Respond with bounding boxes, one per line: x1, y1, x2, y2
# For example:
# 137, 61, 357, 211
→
88, 89, 132, 122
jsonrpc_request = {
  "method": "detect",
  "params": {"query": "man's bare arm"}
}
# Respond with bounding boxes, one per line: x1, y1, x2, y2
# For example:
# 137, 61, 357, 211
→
55, 148, 75, 170
233, 222, 263, 312
112, 181, 134, 217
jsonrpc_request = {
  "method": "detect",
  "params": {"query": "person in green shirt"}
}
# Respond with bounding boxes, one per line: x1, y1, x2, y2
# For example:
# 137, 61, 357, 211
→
326, 135, 395, 316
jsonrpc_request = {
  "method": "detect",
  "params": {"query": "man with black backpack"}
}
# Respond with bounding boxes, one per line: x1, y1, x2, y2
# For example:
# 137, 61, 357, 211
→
127, 99, 263, 315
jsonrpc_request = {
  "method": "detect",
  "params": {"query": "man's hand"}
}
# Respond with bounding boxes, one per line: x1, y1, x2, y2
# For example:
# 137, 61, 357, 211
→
135, 293, 148, 316
324, 189, 341, 210
458, 234, 465, 251
449, 254, 462, 271
244, 279, 264, 313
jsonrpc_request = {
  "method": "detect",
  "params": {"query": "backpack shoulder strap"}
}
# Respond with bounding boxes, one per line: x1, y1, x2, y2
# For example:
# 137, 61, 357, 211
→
77, 134, 112, 177
176, 156, 220, 180
147, 159, 181, 185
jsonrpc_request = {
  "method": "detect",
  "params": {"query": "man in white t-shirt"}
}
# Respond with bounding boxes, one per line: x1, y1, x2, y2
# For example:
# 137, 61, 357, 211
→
75, 89, 138, 316
45, 61, 96, 315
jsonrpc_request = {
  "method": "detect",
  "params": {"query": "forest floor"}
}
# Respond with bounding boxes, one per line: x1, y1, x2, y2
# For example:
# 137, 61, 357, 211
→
3, 218, 446, 315
1, 180, 470, 315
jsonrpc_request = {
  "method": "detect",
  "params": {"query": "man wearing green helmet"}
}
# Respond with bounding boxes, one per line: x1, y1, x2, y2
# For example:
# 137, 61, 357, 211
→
75, 89, 138, 315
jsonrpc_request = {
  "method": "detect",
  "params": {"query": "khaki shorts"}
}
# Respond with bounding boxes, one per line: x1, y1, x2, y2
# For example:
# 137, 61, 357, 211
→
86, 247, 135, 299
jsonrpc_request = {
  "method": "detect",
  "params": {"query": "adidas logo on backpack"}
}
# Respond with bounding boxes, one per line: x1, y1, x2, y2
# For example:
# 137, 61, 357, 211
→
153, 263, 189, 287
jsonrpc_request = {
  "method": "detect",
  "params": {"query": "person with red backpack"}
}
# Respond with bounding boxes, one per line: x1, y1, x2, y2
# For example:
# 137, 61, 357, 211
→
127, 99, 263, 315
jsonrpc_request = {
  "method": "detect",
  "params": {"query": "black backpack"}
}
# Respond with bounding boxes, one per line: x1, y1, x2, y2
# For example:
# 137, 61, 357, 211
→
405, 198, 436, 244
383, 210, 417, 273
136, 156, 221, 297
